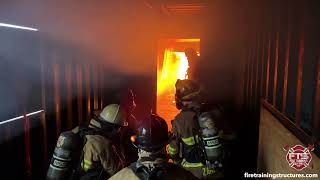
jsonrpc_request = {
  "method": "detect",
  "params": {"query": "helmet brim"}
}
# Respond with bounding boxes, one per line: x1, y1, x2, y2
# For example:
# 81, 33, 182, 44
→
131, 133, 173, 152
98, 114, 128, 127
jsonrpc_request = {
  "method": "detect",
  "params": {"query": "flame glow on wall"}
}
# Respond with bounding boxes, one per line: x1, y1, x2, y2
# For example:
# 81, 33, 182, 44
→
157, 49, 189, 96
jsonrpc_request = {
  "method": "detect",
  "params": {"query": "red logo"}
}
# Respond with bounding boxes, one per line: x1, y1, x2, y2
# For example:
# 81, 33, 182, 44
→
283, 144, 314, 171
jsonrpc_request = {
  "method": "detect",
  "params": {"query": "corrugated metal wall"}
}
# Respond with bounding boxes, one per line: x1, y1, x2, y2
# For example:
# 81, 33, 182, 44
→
242, 0, 320, 157
0, 26, 156, 178
0, 29, 128, 179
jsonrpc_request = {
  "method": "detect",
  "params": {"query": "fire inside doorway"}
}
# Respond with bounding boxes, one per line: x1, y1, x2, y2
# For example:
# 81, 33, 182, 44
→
156, 38, 200, 129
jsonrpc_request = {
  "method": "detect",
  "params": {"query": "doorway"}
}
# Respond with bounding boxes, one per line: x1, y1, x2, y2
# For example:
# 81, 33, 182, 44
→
156, 38, 200, 129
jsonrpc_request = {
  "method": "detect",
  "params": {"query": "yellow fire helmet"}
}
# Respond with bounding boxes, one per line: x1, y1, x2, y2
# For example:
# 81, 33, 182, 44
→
99, 104, 128, 126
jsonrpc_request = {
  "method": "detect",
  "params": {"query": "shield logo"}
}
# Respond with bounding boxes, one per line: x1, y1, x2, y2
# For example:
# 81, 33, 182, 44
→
284, 144, 314, 171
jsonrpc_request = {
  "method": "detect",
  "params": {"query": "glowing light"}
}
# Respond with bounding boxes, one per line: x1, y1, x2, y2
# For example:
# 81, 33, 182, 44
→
0, 23, 38, 31
174, 38, 200, 43
130, 135, 136, 143
157, 50, 189, 96
0, 110, 44, 125
175, 52, 189, 80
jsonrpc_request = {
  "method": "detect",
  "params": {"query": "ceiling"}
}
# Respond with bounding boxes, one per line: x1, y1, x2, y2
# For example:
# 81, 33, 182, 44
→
144, 0, 210, 15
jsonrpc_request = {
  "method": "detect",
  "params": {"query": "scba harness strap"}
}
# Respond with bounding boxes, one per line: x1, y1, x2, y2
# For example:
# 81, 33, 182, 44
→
177, 109, 205, 164
129, 162, 168, 180
180, 108, 223, 170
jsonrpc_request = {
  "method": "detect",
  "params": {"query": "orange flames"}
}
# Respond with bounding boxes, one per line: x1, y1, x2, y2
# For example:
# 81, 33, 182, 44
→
156, 49, 189, 130
157, 49, 189, 96
156, 38, 200, 130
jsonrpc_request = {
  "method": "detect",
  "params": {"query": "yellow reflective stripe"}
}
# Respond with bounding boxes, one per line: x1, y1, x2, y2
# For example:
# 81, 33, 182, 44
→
81, 159, 93, 171
202, 167, 216, 176
83, 164, 91, 171
181, 135, 198, 146
83, 159, 92, 165
181, 159, 204, 168
167, 144, 177, 155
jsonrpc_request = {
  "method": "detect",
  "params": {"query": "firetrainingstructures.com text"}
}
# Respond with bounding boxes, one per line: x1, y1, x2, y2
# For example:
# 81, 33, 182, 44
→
244, 172, 318, 179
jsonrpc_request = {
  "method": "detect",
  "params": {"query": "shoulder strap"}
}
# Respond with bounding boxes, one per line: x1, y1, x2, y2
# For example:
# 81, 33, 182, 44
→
192, 110, 201, 140
72, 126, 104, 180
78, 125, 112, 139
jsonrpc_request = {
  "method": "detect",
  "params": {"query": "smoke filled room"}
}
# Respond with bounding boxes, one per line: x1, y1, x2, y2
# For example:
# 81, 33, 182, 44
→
0, 0, 319, 179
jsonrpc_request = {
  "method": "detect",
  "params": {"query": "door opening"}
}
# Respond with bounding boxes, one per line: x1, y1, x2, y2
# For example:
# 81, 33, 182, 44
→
156, 38, 200, 129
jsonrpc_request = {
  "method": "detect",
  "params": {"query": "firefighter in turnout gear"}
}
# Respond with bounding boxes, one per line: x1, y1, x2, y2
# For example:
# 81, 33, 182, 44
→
118, 89, 139, 165
168, 80, 224, 179
184, 48, 200, 81
109, 114, 197, 180
73, 104, 127, 179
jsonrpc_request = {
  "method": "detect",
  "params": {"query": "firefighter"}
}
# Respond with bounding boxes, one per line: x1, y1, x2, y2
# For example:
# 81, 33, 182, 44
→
184, 48, 200, 81
168, 79, 224, 179
118, 89, 137, 129
118, 89, 139, 165
72, 104, 127, 179
109, 114, 197, 180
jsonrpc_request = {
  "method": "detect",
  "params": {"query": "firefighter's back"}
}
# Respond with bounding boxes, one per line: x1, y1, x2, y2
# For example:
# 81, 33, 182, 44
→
173, 109, 198, 139
109, 162, 197, 180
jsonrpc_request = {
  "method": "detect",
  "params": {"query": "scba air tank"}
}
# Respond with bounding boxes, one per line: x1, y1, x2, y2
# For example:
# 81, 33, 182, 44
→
47, 131, 82, 180
198, 112, 223, 162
